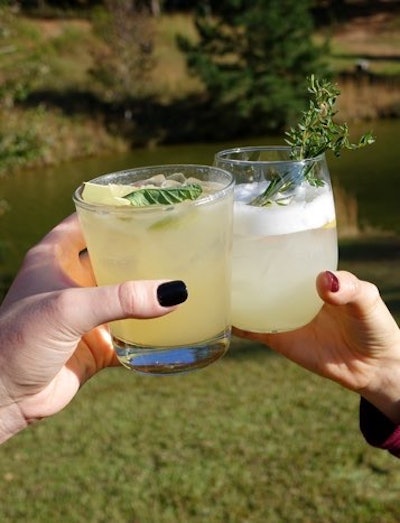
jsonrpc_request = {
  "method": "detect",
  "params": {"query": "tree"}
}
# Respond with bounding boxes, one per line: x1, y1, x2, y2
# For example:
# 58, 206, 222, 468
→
0, 2, 48, 108
0, 2, 44, 168
90, 0, 156, 107
178, 0, 330, 134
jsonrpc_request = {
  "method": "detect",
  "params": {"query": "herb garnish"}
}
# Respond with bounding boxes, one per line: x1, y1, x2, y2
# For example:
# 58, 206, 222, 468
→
252, 75, 375, 206
286, 75, 375, 161
123, 184, 203, 206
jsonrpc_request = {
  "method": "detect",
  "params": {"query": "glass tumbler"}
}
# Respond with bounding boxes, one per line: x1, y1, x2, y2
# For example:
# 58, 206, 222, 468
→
214, 146, 338, 333
73, 164, 234, 374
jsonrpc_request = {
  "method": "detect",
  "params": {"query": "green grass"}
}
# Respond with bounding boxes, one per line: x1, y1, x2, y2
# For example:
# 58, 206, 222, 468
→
0, 345, 398, 522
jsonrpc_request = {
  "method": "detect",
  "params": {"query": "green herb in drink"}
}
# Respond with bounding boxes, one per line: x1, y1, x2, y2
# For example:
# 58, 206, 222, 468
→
286, 75, 375, 161
123, 184, 203, 206
252, 75, 375, 206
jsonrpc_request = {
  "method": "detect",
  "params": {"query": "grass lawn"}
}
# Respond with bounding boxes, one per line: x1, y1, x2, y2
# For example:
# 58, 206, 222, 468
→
0, 237, 399, 523
0, 345, 398, 522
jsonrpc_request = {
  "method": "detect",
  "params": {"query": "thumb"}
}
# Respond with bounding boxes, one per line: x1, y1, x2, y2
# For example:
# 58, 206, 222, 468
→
55, 279, 188, 337
316, 270, 387, 318
0, 280, 188, 413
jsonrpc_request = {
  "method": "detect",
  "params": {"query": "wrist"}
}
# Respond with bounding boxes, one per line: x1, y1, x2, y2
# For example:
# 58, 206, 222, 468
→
360, 353, 400, 425
359, 397, 400, 457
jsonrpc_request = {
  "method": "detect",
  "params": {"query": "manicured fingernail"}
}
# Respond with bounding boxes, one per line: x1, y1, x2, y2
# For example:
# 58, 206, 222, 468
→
326, 271, 339, 292
157, 280, 188, 307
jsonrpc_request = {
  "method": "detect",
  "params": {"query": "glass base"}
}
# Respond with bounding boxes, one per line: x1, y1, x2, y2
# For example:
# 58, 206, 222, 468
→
112, 330, 231, 375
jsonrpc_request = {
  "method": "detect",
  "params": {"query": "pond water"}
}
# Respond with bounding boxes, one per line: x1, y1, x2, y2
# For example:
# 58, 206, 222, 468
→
1, 118, 400, 278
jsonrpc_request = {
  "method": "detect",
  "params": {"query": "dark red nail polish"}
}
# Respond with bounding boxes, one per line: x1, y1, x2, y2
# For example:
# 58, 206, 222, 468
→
326, 271, 339, 293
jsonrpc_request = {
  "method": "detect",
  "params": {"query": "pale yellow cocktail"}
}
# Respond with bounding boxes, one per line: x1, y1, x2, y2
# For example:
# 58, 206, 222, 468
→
231, 194, 337, 332
73, 165, 234, 374
214, 147, 338, 333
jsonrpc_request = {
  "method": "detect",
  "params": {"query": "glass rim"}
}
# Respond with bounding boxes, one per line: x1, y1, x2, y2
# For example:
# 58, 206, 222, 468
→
73, 163, 235, 212
214, 145, 325, 164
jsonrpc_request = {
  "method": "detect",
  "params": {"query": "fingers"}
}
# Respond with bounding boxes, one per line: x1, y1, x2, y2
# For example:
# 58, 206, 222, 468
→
78, 249, 96, 286
53, 280, 188, 338
2, 215, 91, 306
23, 214, 86, 266
42, 213, 86, 254
41, 213, 92, 287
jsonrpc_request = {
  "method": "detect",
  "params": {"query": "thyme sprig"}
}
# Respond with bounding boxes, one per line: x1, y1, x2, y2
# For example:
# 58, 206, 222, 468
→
286, 75, 375, 161
251, 75, 375, 206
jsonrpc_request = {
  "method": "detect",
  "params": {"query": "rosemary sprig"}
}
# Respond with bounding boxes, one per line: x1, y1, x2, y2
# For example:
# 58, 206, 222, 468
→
251, 75, 375, 206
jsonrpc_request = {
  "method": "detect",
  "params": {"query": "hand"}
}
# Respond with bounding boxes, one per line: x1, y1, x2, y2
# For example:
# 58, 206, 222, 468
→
0, 214, 186, 442
234, 271, 400, 424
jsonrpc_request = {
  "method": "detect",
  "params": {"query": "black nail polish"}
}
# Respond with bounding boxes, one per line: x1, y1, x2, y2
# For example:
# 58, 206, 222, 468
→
157, 280, 188, 307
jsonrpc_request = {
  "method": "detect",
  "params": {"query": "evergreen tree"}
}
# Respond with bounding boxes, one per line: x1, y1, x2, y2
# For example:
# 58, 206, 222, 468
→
90, 0, 156, 106
178, 0, 330, 134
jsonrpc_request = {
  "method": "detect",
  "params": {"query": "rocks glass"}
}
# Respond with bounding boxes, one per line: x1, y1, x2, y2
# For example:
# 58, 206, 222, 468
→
73, 164, 234, 374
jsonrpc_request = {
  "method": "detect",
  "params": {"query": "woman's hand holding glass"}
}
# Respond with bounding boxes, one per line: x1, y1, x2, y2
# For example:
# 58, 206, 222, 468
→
234, 270, 400, 425
0, 214, 187, 443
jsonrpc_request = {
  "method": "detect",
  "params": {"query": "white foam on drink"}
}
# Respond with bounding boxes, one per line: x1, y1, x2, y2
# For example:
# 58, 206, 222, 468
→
234, 182, 335, 236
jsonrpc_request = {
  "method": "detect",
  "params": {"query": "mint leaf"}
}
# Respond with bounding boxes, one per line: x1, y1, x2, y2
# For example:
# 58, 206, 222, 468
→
123, 184, 203, 206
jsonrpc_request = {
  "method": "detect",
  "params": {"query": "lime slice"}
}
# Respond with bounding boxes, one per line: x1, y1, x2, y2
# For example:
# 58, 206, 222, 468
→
323, 219, 336, 229
81, 182, 132, 206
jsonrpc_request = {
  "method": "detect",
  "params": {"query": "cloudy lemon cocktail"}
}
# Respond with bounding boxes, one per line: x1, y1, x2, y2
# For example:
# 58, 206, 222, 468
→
73, 164, 234, 375
214, 146, 338, 333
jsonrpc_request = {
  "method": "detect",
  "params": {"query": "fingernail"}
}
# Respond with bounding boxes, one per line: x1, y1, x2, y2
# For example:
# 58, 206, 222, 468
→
157, 280, 188, 307
326, 271, 339, 293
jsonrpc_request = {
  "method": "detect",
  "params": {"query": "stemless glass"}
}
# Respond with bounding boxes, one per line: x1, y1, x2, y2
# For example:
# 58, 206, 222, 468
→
214, 146, 338, 333
73, 164, 234, 375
